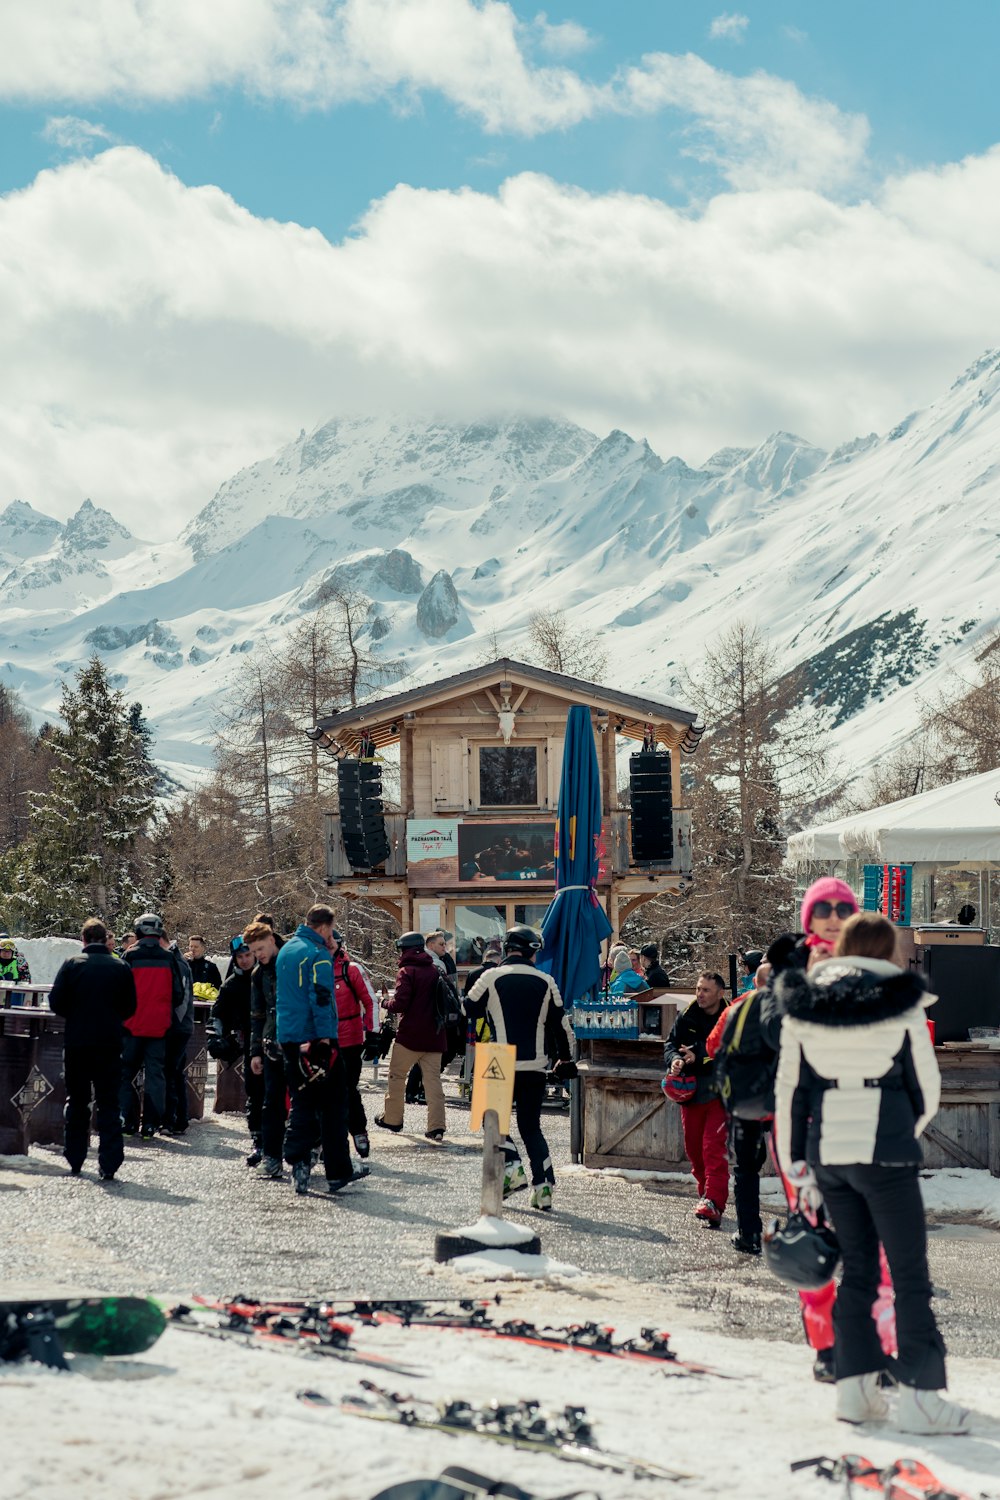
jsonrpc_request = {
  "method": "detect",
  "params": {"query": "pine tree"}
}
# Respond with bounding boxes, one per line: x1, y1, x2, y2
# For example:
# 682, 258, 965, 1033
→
0, 658, 160, 934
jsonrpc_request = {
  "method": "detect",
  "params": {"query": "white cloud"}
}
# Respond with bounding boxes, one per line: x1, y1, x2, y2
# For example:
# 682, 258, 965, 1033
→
1, 146, 999, 540
0, 0, 599, 136
524, 11, 595, 58
709, 12, 749, 42
41, 115, 117, 152
619, 53, 869, 191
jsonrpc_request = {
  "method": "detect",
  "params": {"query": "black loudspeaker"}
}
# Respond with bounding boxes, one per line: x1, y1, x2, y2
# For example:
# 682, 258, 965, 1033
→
629, 751, 673, 863
920, 945, 1000, 1043
338, 759, 391, 870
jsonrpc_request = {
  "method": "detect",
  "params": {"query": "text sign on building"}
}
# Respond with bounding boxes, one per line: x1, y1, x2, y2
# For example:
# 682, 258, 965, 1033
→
407, 819, 461, 888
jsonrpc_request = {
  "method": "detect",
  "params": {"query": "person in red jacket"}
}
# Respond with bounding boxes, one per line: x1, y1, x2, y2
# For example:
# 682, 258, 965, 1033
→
327, 929, 375, 1158
706, 963, 771, 1255
375, 932, 447, 1142
663, 971, 730, 1227
120, 912, 186, 1138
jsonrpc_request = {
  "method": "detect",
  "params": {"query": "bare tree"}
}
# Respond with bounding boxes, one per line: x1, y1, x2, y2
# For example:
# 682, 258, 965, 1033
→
525, 608, 609, 680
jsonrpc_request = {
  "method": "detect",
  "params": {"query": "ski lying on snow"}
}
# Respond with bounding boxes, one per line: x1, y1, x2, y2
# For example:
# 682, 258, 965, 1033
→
1, 1295, 166, 1367
166, 1303, 422, 1375
177, 1297, 724, 1375
304, 1380, 688, 1483
792, 1454, 982, 1500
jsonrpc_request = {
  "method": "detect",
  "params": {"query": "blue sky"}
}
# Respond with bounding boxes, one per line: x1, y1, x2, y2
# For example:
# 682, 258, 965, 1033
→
2, 1, 1000, 535
3, 2, 1000, 239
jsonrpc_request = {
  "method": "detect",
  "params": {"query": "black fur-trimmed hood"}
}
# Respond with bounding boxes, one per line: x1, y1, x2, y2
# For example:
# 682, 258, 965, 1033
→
774, 957, 929, 1028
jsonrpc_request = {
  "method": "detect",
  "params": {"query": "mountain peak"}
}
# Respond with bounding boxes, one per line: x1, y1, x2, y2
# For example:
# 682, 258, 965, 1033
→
63, 499, 133, 551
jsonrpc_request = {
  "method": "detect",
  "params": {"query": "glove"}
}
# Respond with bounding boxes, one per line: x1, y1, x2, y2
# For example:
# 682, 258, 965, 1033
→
299, 1039, 337, 1082
552, 1059, 578, 1081
787, 1159, 823, 1214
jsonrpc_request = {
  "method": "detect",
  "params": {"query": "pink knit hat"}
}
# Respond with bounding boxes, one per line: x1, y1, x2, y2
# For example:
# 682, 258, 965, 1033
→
800, 876, 858, 934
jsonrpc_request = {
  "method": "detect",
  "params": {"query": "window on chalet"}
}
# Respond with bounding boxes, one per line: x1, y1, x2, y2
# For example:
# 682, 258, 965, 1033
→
478, 745, 539, 808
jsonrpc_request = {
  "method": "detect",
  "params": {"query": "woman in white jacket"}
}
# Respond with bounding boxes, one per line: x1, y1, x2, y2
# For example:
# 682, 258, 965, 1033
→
774, 912, 969, 1434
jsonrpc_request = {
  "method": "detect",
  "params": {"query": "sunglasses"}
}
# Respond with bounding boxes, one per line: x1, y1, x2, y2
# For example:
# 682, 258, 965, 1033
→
811, 900, 855, 920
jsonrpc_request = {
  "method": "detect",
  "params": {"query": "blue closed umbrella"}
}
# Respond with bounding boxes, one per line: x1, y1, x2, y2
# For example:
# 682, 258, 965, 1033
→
537, 704, 613, 1007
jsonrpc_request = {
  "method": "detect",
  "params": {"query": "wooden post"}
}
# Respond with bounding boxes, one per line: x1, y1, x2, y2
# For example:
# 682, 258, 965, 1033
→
480, 1108, 504, 1218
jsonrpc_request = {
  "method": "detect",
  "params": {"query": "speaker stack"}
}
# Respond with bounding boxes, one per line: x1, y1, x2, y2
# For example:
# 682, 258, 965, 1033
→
338, 759, 391, 872
629, 750, 673, 863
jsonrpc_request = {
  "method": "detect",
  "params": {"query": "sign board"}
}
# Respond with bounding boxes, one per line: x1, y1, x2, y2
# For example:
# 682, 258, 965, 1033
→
407, 819, 460, 889
470, 1042, 516, 1135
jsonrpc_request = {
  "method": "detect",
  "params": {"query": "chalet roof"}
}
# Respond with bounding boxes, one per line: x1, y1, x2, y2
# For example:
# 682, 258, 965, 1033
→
311, 657, 704, 754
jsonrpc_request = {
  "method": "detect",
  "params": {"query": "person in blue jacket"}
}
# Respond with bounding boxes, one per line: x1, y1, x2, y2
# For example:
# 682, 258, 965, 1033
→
275, 903, 367, 1196
609, 949, 650, 996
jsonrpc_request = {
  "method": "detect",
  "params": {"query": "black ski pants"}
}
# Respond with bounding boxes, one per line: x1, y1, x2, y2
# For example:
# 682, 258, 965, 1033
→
256, 1049, 287, 1161
245, 1057, 265, 1141
816, 1162, 947, 1389
64, 1044, 124, 1176
163, 1031, 190, 1132
282, 1044, 352, 1182
120, 1034, 166, 1130
729, 1117, 767, 1239
340, 1044, 367, 1137
503, 1072, 554, 1186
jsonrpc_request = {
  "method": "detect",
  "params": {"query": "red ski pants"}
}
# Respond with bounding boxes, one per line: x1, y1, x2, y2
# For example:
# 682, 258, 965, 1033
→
681, 1098, 729, 1211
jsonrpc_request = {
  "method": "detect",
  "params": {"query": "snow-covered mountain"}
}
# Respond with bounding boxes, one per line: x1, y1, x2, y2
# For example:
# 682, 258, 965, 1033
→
3, 353, 1000, 785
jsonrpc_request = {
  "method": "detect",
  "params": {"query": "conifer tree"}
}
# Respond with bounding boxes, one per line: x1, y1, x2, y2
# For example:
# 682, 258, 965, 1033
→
0, 657, 160, 933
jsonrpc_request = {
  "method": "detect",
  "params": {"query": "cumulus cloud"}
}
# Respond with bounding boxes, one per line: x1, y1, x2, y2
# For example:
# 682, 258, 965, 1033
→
709, 12, 749, 42
619, 53, 868, 191
41, 115, 117, 152
1, 146, 998, 539
0, 0, 598, 135
524, 11, 595, 58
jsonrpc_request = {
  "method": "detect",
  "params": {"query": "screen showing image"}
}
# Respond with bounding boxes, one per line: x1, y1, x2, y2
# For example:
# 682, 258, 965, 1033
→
458, 821, 555, 884
478, 745, 538, 806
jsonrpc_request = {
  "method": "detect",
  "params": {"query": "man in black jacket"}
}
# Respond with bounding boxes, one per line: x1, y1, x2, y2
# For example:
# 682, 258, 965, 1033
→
185, 934, 223, 989
49, 918, 137, 1180
664, 971, 730, 1227
212, 936, 262, 1163
245, 920, 287, 1179
465, 925, 575, 1211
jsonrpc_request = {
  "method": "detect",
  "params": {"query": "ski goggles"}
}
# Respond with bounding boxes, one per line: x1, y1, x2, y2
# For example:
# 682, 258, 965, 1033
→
230, 936, 250, 955
810, 900, 855, 920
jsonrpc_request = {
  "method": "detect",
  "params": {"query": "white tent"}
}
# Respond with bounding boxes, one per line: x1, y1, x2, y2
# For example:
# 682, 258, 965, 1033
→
788, 767, 1000, 868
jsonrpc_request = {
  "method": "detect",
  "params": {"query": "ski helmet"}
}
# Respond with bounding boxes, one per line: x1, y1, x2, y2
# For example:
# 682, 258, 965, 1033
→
661, 1072, 697, 1105
763, 1209, 841, 1290
504, 924, 542, 954
134, 912, 165, 938
396, 931, 425, 950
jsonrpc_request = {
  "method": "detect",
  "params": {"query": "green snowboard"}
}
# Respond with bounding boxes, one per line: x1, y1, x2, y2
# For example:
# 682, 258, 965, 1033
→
0, 1295, 166, 1362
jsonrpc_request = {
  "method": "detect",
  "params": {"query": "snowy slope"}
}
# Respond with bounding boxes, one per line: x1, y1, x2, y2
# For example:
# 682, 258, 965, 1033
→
3, 355, 1000, 785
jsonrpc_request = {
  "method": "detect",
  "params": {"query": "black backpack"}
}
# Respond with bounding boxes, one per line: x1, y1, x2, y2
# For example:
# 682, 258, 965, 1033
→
714, 991, 777, 1120
434, 972, 462, 1030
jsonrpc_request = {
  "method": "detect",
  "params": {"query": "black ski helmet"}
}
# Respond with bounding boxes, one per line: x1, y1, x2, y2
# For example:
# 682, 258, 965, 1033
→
763, 1209, 841, 1290
134, 912, 165, 938
396, 931, 425, 950
504, 924, 542, 955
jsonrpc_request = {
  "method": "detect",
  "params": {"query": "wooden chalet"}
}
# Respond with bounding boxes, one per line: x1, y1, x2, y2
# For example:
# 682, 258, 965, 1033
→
311, 657, 702, 967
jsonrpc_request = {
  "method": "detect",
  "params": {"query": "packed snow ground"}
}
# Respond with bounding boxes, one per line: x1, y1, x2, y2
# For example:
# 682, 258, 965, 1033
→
3, 1095, 1000, 1499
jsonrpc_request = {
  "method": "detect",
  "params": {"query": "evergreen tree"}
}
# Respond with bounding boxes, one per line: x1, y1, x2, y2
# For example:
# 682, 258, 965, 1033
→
0, 657, 160, 934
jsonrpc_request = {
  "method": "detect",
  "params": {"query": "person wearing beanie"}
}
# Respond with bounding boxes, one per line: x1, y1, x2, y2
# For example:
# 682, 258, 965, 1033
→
609, 948, 650, 996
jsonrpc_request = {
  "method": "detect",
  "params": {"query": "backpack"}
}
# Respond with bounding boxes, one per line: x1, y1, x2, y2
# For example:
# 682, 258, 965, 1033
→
434, 971, 462, 1030
714, 991, 777, 1120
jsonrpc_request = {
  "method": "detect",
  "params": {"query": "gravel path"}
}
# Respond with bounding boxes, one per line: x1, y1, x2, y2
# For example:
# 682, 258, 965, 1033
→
3, 1073, 999, 1364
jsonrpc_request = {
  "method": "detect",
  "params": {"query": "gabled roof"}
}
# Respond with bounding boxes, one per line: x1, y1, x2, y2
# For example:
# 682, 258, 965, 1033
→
310, 657, 703, 754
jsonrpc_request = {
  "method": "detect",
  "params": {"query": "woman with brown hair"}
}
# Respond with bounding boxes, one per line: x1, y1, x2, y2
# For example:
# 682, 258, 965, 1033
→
774, 912, 969, 1433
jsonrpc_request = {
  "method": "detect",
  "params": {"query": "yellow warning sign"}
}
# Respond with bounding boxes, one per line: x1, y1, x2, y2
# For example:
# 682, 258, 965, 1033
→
470, 1042, 516, 1134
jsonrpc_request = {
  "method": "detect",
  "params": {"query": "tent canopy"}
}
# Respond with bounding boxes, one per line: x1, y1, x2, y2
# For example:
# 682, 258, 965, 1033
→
788, 767, 1000, 867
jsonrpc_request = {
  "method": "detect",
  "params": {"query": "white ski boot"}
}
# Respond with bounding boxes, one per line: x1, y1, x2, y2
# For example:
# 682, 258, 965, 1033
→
503, 1162, 528, 1198
896, 1386, 971, 1435
835, 1373, 889, 1424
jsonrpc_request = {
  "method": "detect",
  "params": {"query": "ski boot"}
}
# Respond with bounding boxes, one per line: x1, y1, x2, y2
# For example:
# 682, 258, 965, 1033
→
835, 1373, 889, 1425
503, 1162, 528, 1198
694, 1197, 721, 1227
896, 1386, 972, 1434
292, 1160, 311, 1196
256, 1156, 283, 1180
530, 1183, 553, 1211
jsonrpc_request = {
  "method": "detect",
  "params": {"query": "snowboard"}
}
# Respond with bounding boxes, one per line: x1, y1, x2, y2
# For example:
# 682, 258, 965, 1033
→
0, 1295, 166, 1366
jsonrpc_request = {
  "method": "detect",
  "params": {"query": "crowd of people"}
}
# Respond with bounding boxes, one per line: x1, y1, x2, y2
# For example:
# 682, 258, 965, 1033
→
31, 878, 970, 1435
